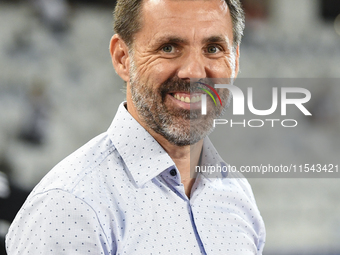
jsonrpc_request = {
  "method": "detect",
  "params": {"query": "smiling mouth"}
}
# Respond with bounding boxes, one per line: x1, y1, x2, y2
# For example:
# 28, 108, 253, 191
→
170, 92, 202, 104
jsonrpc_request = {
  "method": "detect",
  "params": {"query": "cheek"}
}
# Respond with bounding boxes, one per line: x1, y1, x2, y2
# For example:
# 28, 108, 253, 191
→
153, 62, 178, 83
138, 60, 178, 85
207, 58, 235, 78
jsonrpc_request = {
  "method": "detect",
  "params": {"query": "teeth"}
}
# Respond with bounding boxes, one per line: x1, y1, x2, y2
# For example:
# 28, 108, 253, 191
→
191, 96, 201, 103
173, 94, 202, 103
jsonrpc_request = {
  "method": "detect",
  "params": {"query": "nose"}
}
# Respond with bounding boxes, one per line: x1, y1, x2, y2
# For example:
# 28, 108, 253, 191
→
177, 50, 207, 80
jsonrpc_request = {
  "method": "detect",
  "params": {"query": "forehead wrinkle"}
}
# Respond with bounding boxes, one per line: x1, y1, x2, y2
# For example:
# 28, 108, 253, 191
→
139, 0, 234, 50
144, 0, 230, 23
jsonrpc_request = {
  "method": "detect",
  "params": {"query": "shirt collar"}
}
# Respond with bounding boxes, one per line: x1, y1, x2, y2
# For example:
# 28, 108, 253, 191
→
108, 102, 228, 186
107, 102, 175, 187
199, 136, 228, 178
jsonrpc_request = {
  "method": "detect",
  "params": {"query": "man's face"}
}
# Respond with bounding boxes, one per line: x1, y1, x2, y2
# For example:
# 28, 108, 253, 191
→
127, 0, 238, 146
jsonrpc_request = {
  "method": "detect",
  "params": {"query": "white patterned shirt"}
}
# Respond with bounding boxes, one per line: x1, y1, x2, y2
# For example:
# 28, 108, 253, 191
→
6, 102, 265, 255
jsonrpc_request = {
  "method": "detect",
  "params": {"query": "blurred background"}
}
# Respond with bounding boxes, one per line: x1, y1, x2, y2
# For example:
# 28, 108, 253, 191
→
0, 0, 340, 254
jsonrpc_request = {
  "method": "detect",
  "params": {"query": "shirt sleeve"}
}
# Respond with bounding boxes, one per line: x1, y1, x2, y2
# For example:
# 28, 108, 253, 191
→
6, 189, 115, 255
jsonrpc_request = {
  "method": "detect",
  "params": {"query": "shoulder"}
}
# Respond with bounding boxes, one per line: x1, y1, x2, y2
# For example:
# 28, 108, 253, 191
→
18, 130, 132, 220
32, 132, 120, 195
226, 170, 257, 203
6, 132, 124, 254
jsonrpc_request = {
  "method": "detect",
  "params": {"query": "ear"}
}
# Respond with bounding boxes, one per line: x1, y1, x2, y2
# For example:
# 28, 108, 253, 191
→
110, 34, 130, 82
234, 45, 240, 78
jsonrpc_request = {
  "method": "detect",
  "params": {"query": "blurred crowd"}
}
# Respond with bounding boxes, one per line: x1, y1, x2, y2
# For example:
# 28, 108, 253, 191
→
0, 0, 340, 254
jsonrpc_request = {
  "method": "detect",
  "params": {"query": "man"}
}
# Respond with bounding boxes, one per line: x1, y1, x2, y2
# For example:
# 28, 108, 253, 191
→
6, 0, 265, 254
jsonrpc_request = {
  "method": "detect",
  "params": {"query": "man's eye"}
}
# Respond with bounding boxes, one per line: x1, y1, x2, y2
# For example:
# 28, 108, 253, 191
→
162, 45, 174, 53
207, 45, 220, 54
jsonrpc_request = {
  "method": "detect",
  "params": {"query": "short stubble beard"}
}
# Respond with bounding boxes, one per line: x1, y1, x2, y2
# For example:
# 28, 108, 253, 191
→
128, 50, 235, 146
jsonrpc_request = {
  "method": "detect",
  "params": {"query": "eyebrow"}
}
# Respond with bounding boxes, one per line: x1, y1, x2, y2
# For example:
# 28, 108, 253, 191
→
150, 35, 232, 48
202, 35, 231, 46
152, 35, 188, 46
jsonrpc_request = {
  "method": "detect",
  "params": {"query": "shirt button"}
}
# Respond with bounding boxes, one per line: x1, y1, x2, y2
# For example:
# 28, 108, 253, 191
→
170, 169, 177, 176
